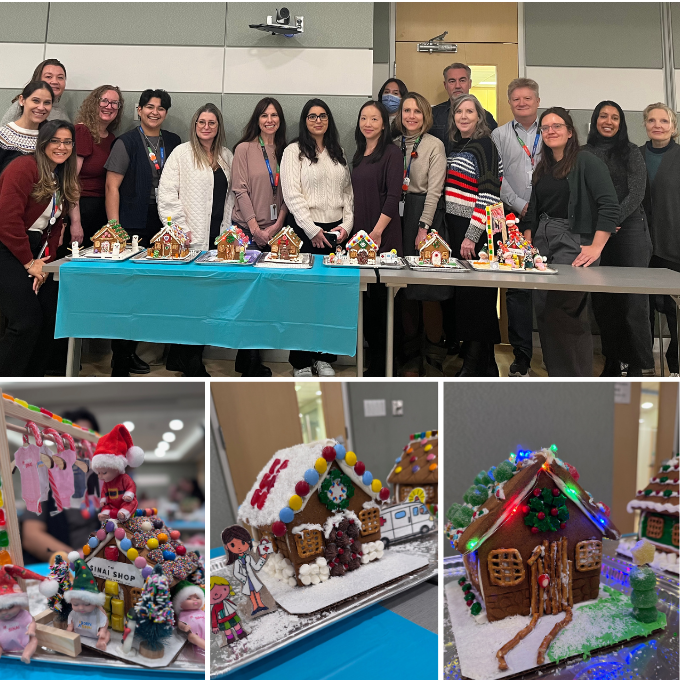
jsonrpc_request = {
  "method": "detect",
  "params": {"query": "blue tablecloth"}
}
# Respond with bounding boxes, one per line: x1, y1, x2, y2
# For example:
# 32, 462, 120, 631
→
55, 255, 360, 356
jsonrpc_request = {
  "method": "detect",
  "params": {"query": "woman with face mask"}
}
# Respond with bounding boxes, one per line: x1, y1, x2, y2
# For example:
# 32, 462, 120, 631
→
378, 78, 408, 127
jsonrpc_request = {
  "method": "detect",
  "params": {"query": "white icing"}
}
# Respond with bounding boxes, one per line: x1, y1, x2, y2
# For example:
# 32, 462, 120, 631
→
362, 500, 379, 510
291, 523, 323, 535
627, 499, 679, 514
322, 511, 363, 538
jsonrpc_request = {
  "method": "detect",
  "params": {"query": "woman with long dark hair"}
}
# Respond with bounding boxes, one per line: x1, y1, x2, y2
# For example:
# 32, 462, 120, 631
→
524, 107, 619, 376
281, 98, 353, 377
0, 120, 79, 376
583, 100, 652, 376
351, 100, 402, 375
0, 81, 53, 174
378, 77, 408, 125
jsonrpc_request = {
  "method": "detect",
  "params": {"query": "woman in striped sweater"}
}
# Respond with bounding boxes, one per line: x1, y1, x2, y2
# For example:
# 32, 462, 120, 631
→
444, 94, 504, 376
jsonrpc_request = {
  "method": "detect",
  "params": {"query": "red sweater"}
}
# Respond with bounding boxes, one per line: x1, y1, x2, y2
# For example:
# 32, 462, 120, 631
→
0, 155, 65, 265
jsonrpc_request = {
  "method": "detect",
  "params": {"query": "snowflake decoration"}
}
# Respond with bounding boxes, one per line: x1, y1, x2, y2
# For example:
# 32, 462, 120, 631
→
320, 469, 355, 512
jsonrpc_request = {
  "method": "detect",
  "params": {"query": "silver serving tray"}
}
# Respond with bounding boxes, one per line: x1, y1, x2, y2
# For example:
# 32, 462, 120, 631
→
405, 256, 469, 273
66, 246, 138, 262
130, 249, 202, 264
322, 255, 407, 269
469, 260, 558, 275
443, 551, 679, 680
195, 250, 262, 266
210, 532, 437, 678
254, 252, 314, 269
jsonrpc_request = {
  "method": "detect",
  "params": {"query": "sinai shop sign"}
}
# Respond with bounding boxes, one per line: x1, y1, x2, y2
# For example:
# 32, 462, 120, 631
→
89, 557, 144, 587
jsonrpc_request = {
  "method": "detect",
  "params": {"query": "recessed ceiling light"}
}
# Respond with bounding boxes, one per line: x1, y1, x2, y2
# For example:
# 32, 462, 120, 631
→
169, 419, 184, 431
123, 421, 135, 432
155, 449, 166, 458
639, 419, 644, 424
641, 402, 654, 409
157, 441, 170, 452
295, 385, 301, 392
162, 432, 176, 443
315, 390, 322, 396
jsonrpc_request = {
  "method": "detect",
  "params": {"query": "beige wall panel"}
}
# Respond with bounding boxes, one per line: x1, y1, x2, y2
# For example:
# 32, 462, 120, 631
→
211, 383, 302, 503
396, 2, 518, 43
655, 383, 679, 470
395, 42, 518, 126
320, 383, 346, 442
612, 382, 642, 534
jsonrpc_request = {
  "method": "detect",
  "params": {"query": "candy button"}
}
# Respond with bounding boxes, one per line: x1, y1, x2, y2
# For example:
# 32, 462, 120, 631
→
362, 471, 373, 485
27, 405, 40, 412
345, 451, 357, 466
304, 468, 320, 486
147, 538, 159, 550
314, 457, 327, 474
15, 399, 29, 408
424, 444, 433, 452
429, 463, 438, 471
289, 494, 303, 511
157, 533, 168, 544
426, 453, 436, 461
371, 479, 382, 493
127, 548, 139, 561
279, 507, 294, 523
395, 466, 402, 474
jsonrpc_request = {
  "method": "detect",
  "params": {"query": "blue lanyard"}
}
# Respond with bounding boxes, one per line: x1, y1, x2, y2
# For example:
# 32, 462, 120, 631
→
514, 123, 540, 166
258, 136, 279, 198
139, 126, 165, 170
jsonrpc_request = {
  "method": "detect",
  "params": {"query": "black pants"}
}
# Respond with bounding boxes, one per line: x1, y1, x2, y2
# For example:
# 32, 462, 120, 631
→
649, 254, 680, 373
0, 234, 59, 376
591, 210, 653, 369
506, 288, 533, 361
363, 282, 388, 372
287, 214, 338, 369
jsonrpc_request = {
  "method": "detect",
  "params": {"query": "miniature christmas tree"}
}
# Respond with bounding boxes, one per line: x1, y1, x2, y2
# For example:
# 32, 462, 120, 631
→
630, 539, 659, 623
47, 554, 72, 627
132, 564, 175, 657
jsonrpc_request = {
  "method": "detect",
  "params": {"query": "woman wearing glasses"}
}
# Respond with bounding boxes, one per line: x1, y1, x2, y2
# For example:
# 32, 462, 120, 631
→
68, 85, 124, 248
157, 103, 234, 377
281, 98, 353, 377
524, 107, 619, 376
0, 120, 79, 376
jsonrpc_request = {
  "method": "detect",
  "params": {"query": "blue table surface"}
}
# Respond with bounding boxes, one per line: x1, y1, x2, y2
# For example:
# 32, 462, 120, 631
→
55, 254, 360, 356
209, 548, 438, 680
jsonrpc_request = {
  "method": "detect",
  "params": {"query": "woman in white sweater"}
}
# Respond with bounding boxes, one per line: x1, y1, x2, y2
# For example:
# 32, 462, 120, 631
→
157, 103, 234, 377
281, 98, 354, 377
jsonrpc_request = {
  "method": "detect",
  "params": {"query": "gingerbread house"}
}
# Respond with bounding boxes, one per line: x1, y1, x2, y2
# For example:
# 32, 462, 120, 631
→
238, 439, 391, 586
387, 431, 438, 505
447, 447, 619, 623
215, 226, 249, 260
268, 226, 303, 260
418, 230, 451, 265
91, 220, 129, 255
80, 513, 201, 632
147, 218, 190, 258
346, 230, 378, 265
627, 452, 679, 554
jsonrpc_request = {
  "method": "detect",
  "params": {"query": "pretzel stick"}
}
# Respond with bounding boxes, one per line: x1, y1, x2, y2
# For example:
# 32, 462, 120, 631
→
568, 559, 573, 608
538, 556, 544, 617
544, 543, 552, 615
497, 613, 540, 671
531, 560, 538, 615
561, 537, 568, 609
554, 540, 560, 614
537, 607, 573, 664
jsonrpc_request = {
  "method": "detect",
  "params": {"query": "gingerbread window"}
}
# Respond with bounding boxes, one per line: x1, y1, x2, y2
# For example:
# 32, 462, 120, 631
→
575, 540, 602, 572
672, 523, 679, 547
359, 508, 380, 536
487, 549, 525, 587
130, 587, 143, 608
295, 529, 324, 558
645, 515, 664, 540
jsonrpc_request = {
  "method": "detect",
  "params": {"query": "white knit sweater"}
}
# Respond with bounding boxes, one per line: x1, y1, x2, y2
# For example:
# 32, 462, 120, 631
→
156, 142, 234, 251
281, 142, 353, 238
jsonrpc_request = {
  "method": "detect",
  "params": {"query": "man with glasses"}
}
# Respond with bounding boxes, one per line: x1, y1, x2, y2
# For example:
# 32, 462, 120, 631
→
104, 88, 181, 376
491, 78, 542, 377
431, 62, 497, 152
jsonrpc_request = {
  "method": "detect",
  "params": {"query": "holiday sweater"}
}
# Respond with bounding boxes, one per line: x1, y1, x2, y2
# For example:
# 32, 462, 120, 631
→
100, 473, 137, 519
445, 135, 504, 243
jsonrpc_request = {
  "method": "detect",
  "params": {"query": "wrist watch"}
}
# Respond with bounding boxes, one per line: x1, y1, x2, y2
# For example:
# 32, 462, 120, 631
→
418, 221, 429, 232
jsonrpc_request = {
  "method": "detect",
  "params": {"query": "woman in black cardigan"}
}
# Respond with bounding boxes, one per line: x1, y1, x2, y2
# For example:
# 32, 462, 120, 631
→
524, 107, 619, 377
640, 102, 680, 376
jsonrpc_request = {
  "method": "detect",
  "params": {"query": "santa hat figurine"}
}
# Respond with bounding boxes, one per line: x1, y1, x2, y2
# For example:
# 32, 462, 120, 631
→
92, 424, 145, 522
0, 565, 59, 663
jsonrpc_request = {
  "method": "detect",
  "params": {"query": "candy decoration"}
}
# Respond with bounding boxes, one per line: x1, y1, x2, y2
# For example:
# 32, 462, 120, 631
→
141, 521, 153, 532
538, 573, 550, 589
395, 466, 402, 474
152, 518, 163, 529
379, 487, 390, 501
134, 556, 147, 569
552, 488, 560, 497
142, 566, 153, 579
314, 457, 327, 474
126, 548, 139, 561
136, 509, 144, 517
169, 530, 180, 540
426, 453, 436, 461
147, 538, 159, 550
424, 444, 433, 452
272, 521, 286, 537
304, 469, 320, 486
83, 544, 91, 556
114, 528, 126, 540
533, 489, 541, 497
371, 479, 382, 493
362, 471, 373, 485
409, 455, 417, 463
105, 521, 115, 533
175, 545, 186, 556
279, 507, 294, 523
157, 533, 168, 544
88, 537, 99, 549
322, 446, 336, 462
295, 480, 310, 496
289, 495, 303, 511
429, 463, 438, 471
334, 443, 346, 459
537, 512, 546, 520
550, 507, 559, 516
162, 550, 175, 561
412, 465, 420, 473
470, 602, 482, 616
95, 529, 106, 541
120, 538, 132, 551
145, 508, 153, 517
531, 526, 539, 534
354, 461, 366, 476
345, 451, 357, 466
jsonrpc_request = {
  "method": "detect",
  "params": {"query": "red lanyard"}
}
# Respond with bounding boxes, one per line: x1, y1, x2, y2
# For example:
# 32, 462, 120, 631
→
401, 136, 421, 193
514, 124, 540, 167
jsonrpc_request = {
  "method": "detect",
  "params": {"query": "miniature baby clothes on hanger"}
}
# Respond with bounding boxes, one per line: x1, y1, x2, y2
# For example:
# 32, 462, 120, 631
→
14, 444, 42, 514
46, 430, 76, 515
37, 443, 52, 503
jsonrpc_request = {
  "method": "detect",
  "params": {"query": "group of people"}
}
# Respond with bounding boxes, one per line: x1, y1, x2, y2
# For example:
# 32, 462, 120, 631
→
0, 59, 678, 377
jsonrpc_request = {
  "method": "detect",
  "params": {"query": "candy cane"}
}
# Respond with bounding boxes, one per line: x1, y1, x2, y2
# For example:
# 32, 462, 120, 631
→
62, 432, 76, 452
25, 421, 43, 446
44, 428, 66, 513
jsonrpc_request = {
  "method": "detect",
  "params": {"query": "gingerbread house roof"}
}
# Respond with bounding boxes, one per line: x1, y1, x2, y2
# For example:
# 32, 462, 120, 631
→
346, 230, 378, 251
627, 453, 679, 516
268, 226, 303, 248
149, 222, 190, 247
83, 514, 200, 586
238, 439, 383, 529
387, 431, 438, 485
418, 229, 451, 252
215, 225, 249, 247
455, 448, 620, 555
91, 221, 129, 242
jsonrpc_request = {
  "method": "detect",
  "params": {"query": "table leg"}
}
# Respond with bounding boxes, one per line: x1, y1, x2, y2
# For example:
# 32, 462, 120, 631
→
656, 310, 665, 377
357, 291, 364, 377
385, 285, 406, 378
66, 338, 82, 377
673, 296, 680, 376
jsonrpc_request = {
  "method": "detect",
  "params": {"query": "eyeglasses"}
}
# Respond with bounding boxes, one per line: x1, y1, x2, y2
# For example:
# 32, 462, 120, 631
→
307, 113, 328, 122
196, 120, 217, 128
99, 98, 121, 109
49, 139, 74, 147
539, 123, 567, 133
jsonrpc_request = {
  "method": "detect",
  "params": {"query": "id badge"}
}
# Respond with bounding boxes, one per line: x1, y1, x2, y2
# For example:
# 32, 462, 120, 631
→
399, 201, 405, 217
154, 187, 159, 201
270, 204, 278, 221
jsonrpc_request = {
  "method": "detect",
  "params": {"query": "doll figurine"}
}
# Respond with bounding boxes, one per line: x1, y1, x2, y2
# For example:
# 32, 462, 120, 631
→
0, 565, 59, 663
172, 581, 205, 659
91, 424, 144, 521
65, 554, 109, 651
222, 525, 269, 616
210, 576, 246, 646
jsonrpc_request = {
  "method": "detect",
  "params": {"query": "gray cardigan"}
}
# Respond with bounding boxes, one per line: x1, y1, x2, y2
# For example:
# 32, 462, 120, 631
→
640, 139, 680, 264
